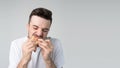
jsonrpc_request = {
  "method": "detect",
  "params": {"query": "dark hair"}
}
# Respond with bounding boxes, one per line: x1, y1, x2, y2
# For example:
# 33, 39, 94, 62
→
29, 7, 52, 24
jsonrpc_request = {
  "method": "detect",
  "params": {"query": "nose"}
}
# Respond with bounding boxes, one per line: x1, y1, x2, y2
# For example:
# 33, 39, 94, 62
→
35, 29, 43, 37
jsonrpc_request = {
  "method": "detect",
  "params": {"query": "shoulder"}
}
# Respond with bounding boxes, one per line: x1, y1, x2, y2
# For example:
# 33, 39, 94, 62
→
50, 37, 63, 49
11, 37, 27, 48
50, 37, 61, 45
11, 37, 27, 43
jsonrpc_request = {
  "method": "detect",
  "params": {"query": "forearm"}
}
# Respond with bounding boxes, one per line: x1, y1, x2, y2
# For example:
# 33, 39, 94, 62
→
45, 59, 56, 68
17, 58, 28, 68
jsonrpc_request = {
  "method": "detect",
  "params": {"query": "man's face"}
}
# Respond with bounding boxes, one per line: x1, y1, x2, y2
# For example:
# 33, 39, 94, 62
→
27, 15, 51, 39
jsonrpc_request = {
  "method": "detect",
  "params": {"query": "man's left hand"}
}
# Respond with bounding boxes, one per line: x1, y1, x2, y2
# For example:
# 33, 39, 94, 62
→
38, 39, 53, 62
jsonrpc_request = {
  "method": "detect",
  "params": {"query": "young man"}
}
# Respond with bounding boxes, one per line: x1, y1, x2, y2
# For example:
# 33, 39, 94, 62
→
8, 8, 64, 68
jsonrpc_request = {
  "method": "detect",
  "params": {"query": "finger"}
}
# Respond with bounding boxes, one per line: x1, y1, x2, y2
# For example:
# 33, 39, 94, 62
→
38, 44, 47, 51
38, 39, 46, 43
23, 40, 37, 52
45, 40, 53, 49
38, 39, 48, 47
27, 39, 38, 47
39, 42, 48, 49
26, 42, 34, 48
28, 47, 36, 52
45, 40, 51, 47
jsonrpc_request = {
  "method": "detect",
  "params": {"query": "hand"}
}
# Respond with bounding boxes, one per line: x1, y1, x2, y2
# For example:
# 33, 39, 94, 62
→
21, 39, 37, 64
38, 39, 53, 62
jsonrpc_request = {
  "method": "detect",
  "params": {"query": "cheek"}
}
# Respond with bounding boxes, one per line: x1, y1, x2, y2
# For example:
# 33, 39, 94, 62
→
28, 27, 35, 36
43, 32, 48, 37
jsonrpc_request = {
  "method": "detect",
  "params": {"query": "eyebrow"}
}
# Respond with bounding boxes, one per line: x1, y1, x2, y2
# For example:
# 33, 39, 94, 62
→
32, 25, 49, 30
43, 28, 49, 30
33, 25, 39, 28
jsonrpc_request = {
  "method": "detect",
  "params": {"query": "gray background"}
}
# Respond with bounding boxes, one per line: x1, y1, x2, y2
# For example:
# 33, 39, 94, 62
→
0, 0, 120, 68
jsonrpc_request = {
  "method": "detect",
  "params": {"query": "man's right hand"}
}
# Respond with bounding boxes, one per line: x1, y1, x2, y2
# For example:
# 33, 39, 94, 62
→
17, 39, 36, 68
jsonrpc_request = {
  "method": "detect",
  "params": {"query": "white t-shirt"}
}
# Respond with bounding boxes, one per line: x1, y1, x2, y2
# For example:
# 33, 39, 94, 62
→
8, 37, 64, 68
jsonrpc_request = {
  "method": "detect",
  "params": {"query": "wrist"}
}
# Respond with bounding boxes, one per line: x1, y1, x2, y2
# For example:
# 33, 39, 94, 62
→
44, 58, 56, 68
45, 58, 52, 64
21, 57, 29, 65
17, 58, 28, 68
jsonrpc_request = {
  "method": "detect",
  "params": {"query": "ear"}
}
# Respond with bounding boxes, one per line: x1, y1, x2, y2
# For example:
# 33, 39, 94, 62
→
26, 23, 30, 31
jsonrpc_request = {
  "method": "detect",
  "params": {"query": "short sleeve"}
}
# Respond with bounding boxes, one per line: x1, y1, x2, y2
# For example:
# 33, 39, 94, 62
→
51, 39, 64, 68
8, 41, 21, 68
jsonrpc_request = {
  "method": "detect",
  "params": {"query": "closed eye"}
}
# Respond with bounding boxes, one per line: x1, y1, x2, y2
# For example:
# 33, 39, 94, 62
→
32, 25, 39, 30
42, 28, 49, 32
33, 27, 38, 30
